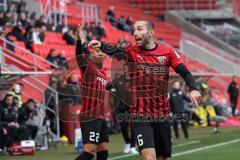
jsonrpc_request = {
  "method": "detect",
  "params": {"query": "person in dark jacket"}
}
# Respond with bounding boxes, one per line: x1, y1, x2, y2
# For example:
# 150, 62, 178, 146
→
12, 25, 26, 42
227, 76, 239, 116
57, 51, 68, 69
106, 6, 116, 24
106, 71, 138, 154
46, 49, 59, 68
66, 74, 81, 104
169, 81, 190, 139
18, 99, 38, 139
63, 29, 76, 45
0, 94, 30, 143
0, 123, 9, 155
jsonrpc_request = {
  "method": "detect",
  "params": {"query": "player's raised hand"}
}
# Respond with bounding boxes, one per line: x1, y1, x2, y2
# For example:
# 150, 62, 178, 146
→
88, 40, 101, 48
76, 24, 86, 43
189, 90, 201, 107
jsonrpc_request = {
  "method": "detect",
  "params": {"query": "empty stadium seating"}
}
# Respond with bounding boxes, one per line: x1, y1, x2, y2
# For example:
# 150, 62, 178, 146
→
127, 0, 217, 16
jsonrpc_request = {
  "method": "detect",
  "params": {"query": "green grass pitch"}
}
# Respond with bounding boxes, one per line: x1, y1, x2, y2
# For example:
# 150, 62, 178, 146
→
3, 126, 240, 160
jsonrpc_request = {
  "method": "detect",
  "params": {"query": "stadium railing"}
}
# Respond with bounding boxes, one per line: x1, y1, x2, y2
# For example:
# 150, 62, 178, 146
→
166, 0, 217, 11
42, 0, 99, 27
182, 32, 240, 65
180, 33, 240, 76
0, 0, 7, 12
0, 37, 58, 73
42, 0, 68, 27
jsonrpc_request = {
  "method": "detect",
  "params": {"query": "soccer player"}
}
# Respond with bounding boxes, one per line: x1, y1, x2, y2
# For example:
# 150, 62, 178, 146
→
90, 19, 201, 160
75, 25, 109, 160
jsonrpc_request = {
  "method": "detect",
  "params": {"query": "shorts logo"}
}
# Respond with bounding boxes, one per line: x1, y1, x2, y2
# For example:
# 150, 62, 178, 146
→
157, 56, 166, 64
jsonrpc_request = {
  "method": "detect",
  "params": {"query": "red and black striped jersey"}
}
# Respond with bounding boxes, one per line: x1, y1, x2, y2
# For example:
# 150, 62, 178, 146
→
124, 43, 183, 118
79, 60, 107, 119
75, 41, 108, 120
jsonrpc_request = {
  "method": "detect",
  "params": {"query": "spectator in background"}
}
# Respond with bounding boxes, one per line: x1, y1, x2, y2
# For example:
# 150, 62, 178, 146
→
3, 11, 12, 27
29, 12, 36, 27
17, 2, 27, 15
32, 26, 43, 44
63, 29, 76, 45
88, 21, 96, 34
11, 25, 26, 42
94, 21, 106, 40
169, 81, 190, 140
46, 49, 59, 67
0, 12, 5, 26
0, 123, 9, 155
9, 3, 17, 13
66, 74, 81, 104
227, 76, 239, 116
125, 16, 133, 33
39, 25, 46, 42
5, 32, 15, 51
0, 94, 30, 143
106, 6, 116, 24
126, 16, 133, 27
201, 93, 227, 133
35, 15, 47, 28
83, 22, 89, 31
8, 84, 23, 108
25, 25, 45, 46
11, 13, 19, 27
19, 12, 29, 28
25, 26, 35, 50
86, 31, 94, 42
57, 51, 68, 68
18, 99, 38, 139
117, 16, 126, 31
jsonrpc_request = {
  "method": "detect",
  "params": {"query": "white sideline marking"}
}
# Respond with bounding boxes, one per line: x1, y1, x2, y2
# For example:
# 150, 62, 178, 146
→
109, 139, 240, 160
172, 139, 240, 157
173, 140, 201, 148
108, 140, 200, 160
108, 153, 138, 160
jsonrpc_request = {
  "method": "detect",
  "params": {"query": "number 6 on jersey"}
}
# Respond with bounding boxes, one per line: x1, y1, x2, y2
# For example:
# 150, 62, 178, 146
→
137, 134, 144, 146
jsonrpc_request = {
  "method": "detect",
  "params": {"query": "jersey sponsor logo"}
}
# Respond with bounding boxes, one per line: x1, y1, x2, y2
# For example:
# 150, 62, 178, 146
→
157, 56, 166, 64
137, 64, 167, 74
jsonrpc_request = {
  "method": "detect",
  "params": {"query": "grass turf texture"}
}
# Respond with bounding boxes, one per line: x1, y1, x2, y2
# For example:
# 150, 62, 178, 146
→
2, 126, 240, 160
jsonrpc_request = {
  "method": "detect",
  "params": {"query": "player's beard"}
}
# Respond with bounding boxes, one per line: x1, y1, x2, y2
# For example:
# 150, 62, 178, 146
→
90, 56, 104, 68
140, 38, 149, 49
135, 34, 151, 49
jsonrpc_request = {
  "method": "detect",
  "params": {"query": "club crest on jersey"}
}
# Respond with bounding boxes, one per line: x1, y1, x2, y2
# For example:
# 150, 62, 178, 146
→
157, 56, 166, 64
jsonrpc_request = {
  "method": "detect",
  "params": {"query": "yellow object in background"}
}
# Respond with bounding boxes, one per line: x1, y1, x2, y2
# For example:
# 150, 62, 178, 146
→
206, 105, 216, 117
193, 106, 208, 127
60, 135, 69, 144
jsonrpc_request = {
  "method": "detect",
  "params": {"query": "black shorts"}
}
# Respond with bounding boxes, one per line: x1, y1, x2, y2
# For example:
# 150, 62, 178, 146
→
132, 121, 172, 158
80, 118, 109, 145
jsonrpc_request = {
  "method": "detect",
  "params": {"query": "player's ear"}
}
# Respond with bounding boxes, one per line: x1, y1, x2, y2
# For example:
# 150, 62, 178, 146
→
149, 29, 155, 36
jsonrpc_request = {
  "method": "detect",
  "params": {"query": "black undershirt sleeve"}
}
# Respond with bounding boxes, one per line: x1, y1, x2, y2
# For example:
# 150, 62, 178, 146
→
100, 42, 133, 61
75, 40, 90, 72
174, 63, 198, 91
106, 82, 113, 90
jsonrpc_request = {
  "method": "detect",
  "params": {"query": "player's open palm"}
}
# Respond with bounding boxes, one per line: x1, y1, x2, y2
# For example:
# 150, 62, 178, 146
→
189, 90, 201, 107
76, 24, 87, 43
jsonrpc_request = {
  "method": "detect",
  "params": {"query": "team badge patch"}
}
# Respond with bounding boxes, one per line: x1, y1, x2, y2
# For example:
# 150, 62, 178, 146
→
157, 56, 166, 64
